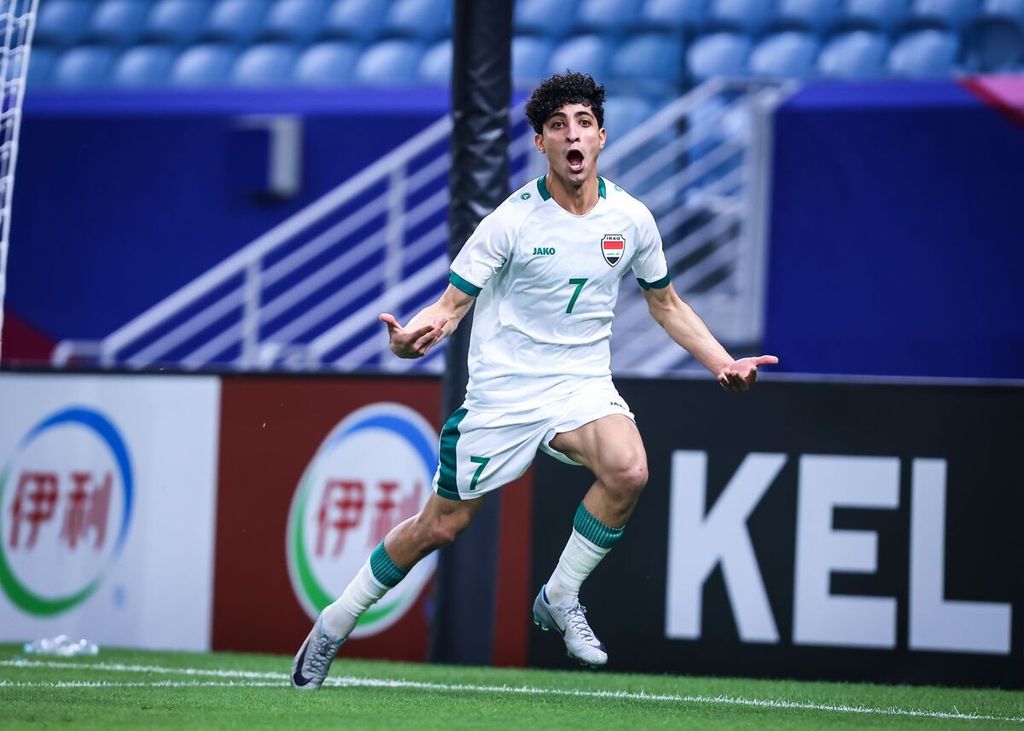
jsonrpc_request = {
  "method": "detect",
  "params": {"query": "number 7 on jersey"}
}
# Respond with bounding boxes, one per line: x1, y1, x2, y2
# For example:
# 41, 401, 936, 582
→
566, 278, 588, 314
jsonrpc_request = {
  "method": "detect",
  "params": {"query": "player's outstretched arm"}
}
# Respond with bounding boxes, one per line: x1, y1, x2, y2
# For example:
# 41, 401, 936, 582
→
642, 283, 778, 391
379, 284, 475, 359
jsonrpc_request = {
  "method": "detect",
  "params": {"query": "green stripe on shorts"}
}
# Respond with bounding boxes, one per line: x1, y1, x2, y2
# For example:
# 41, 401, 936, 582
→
436, 407, 469, 500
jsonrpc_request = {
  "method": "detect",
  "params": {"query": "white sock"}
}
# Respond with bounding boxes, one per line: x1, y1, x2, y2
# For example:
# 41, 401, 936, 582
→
321, 561, 389, 638
544, 529, 610, 606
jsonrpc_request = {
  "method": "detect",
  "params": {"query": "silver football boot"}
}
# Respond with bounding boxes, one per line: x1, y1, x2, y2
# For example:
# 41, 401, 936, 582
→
290, 615, 346, 691
532, 585, 608, 667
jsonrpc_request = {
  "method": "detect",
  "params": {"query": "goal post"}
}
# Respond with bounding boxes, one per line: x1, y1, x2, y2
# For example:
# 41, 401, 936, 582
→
0, 0, 39, 365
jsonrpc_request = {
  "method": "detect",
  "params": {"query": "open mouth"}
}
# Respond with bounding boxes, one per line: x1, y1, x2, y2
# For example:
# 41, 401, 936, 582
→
566, 149, 585, 173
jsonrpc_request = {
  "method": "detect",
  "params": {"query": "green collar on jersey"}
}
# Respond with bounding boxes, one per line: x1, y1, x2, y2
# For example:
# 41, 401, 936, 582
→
536, 176, 607, 201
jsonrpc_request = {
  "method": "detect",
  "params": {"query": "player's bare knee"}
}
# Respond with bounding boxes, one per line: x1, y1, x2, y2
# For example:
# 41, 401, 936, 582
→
604, 462, 648, 500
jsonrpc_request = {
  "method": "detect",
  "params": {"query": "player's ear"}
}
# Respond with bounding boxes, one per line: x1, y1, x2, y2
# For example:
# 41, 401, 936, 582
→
535, 132, 545, 154
599, 127, 607, 149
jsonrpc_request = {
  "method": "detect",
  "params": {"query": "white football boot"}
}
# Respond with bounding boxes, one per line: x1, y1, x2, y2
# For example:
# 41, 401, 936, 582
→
290, 615, 346, 691
532, 585, 608, 667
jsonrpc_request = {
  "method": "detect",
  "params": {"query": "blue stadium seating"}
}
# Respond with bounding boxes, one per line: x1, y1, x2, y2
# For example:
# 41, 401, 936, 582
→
707, 0, 774, 35
87, 0, 152, 47
907, 0, 981, 31
549, 35, 612, 79
263, 0, 330, 44
353, 40, 425, 85
818, 30, 890, 77
981, 0, 1024, 28
637, 0, 708, 34
418, 39, 451, 85
773, 0, 842, 34
963, 10, 1024, 69
575, 0, 646, 34
206, 0, 271, 44
515, 0, 580, 39
323, 0, 389, 41
610, 33, 685, 89
233, 42, 301, 85
53, 46, 118, 88
602, 94, 656, 136
170, 43, 239, 85
888, 28, 959, 74
113, 45, 178, 86
293, 40, 361, 84
512, 35, 555, 88
842, 0, 912, 33
385, 0, 452, 40
749, 31, 821, 77
687, 31, 752, 82
145, 0, 210, 45
34, 0, 94, 47
26, 46, 58, 88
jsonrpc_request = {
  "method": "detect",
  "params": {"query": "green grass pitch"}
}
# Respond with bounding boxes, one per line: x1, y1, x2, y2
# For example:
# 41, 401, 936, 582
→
1, 644, 1022, 729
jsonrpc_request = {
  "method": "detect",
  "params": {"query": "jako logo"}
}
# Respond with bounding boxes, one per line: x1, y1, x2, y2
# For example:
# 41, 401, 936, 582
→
0, 407, 133, 616
533, 246, 556, 256
286, 403, 438, 637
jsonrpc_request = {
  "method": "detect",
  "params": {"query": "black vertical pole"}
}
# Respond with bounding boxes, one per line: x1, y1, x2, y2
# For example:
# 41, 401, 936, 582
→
429, 0, 513, 665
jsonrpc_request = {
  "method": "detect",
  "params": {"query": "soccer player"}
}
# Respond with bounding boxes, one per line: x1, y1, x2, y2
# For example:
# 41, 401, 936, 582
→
292, 72, 777, 690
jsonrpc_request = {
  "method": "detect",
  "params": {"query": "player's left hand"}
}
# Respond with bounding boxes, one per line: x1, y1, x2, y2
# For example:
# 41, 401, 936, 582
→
717, 355, 778, 392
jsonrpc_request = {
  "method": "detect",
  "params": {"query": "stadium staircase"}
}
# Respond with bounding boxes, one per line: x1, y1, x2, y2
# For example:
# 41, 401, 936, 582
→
52, 78, 789, 377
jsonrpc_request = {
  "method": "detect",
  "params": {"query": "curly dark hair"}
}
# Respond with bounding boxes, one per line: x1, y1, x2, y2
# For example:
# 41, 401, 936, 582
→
525, 71, 606, 134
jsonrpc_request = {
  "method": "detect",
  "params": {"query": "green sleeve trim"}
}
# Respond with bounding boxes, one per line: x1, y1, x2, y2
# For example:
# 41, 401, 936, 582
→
537, 175, 551, 200
449, 271, 482, 296
637, 274, 671, 290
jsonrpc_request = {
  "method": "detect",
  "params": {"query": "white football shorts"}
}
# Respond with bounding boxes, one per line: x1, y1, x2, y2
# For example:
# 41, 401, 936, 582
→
431, 378, 634, 501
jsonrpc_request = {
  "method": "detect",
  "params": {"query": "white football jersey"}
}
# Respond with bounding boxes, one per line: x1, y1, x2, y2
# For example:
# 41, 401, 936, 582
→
449, 175, 669, 412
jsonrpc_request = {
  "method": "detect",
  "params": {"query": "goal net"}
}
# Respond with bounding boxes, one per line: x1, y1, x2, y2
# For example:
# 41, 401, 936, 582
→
0, 0, 39, 365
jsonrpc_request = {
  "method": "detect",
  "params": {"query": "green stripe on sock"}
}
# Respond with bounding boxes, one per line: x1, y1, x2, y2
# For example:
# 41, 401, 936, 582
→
436, 407, 468, 499
369, 542, 407, 588
573, 502, 624, 549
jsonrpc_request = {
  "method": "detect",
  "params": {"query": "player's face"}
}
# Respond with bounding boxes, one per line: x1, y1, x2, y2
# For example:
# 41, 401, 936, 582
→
536, 103, 606, 188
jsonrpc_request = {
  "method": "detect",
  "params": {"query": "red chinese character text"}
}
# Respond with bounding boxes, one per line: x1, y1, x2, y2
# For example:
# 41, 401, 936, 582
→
59, 471, 112, 550
9, 471, 59, 550
316, 479, 364, 557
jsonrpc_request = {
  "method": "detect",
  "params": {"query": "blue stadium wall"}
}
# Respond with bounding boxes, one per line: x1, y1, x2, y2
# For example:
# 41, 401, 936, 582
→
763, 78, 1024, 380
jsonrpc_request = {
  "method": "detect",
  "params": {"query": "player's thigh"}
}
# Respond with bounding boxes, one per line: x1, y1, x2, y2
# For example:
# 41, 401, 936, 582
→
549, 413, 648, 481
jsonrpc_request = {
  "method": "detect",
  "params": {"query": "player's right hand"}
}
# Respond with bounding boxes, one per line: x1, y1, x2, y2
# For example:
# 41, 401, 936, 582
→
380, 313, 447, 359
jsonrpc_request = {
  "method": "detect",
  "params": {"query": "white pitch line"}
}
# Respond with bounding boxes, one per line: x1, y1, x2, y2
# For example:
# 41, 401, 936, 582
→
2, 658, 1021, 724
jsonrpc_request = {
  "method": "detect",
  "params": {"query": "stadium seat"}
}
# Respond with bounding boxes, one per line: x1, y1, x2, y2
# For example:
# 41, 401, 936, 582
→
263, 0, 330, 44
817, 30, 889, 77
170, 43, 239, 85
609, 33, 685, 90
906, 0, 981, 31
749, 31, 821, 77
145, 0, 210, 45
686, 31, 752, 82
112, 45, 178, 86
294, 40, 361, 84
33, 0, 93, 47
548, 35, 612, 80
774, 0, 843, 34
418, 39, 451, 85
206, 0, 272, 44
602, 94, 656, 136
353, 39, 426, 85
841, 0, 912, 33
962, 12, 1024, 69
637, 0, 708, 34
323, 0, 389, 41
53, 46, 118, 88
887, 28, 959, 74
515, 0, 580, 39
86, 0, 152, 47
384, 0, 452, 40
232, 42, 301, 85
24, 46, 58, 88
706, 0, 774, 34
980, 0, 1024, 28
574, 0, 645, 34
512, 35, 555, 87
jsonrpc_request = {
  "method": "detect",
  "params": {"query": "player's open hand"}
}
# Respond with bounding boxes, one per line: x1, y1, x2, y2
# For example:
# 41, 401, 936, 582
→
717, 355, 778, 392
380, 313, 448, 359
